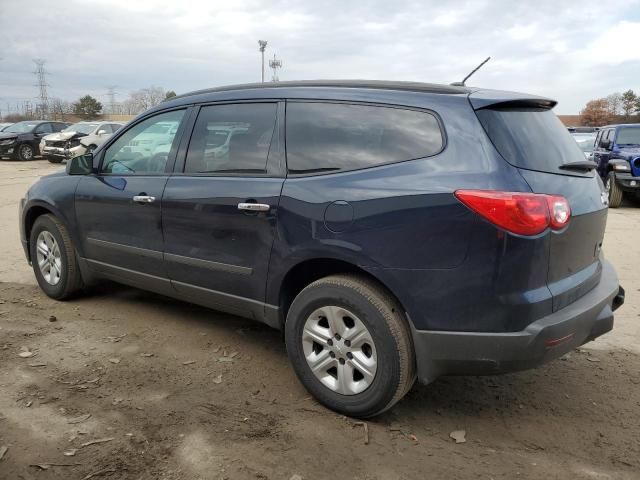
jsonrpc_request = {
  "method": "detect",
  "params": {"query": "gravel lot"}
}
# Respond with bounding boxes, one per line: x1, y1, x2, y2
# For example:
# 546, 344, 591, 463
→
1, 160, 639, 480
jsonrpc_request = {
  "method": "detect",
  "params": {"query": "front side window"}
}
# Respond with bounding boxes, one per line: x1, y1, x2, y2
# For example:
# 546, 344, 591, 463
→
102, 110, 185, 175
286, 102, 444, 174
184, 103, 277, 174
35, 123, 53, 134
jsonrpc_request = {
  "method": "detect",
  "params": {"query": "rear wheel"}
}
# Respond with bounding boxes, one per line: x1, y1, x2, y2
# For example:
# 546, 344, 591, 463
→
285, 274, 415, 418
606, 171, 623, 208
47, 155, 63, 164
29, 214, 83, 300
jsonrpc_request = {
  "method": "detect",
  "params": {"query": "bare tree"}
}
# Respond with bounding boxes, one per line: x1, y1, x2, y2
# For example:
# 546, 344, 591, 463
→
606, 92, 622, 116
122, 87, 167, 115
580, 98, 611, 126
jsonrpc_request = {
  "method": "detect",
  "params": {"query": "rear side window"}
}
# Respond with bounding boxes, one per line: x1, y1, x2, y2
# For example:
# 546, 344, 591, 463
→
476, 107, 586, 173
286, 102, 443, 174
185, 103, 277, 174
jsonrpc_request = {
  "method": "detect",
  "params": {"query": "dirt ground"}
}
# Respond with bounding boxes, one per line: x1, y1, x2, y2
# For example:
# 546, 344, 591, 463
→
1, 160, 639, 480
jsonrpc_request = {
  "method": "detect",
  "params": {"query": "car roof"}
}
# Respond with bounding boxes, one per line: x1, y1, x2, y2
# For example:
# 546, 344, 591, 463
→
172, 80, 472, 101
601, 123, 640, 128
153, 79, 556, 116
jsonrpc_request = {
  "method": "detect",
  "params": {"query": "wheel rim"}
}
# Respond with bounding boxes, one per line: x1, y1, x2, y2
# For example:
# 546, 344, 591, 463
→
21, 145, 33, 159
36, 231, 62, 285
302, 306, 377, 395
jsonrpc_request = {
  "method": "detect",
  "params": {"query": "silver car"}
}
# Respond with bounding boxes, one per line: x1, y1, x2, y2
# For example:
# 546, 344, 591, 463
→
40, 121, 124, 163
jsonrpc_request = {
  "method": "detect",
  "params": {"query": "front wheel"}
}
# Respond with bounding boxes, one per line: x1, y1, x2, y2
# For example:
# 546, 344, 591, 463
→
606, 171, 623, 208
47, 155, 63, 164
30, 214, 83, 300
17, 143, 34, 161
285, 274, 415, 418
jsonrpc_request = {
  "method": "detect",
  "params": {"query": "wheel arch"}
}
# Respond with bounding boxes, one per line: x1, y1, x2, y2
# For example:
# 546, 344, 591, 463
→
23, 201, 77, 262
274, 257, 407, 330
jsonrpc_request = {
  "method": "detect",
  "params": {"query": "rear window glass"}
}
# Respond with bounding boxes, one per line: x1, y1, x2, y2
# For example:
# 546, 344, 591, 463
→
286, 102, 443, 174
476, 107, 585, 173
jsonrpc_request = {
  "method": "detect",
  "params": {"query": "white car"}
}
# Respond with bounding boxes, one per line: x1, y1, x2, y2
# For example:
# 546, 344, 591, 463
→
40, 121, 124, 163
572, 132, 597, 161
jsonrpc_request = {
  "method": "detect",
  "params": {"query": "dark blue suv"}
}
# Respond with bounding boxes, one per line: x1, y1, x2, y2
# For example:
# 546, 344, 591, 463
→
19, 80, 625, 418
593, 124, 640, 207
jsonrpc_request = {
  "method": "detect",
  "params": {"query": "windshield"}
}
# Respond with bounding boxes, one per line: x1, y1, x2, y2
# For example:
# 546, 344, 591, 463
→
476, 107, 586, 174
4, 122, 38, 133
616, 127, 640, 145
64, 123, 98, 135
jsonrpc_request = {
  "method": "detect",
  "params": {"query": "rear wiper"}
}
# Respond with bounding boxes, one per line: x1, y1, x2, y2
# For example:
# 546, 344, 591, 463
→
558, 160, 597, 172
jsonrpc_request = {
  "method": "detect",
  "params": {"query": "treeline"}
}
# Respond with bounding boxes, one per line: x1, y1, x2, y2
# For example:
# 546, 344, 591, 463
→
3, 88, 177, 122
580, 89, 640, 126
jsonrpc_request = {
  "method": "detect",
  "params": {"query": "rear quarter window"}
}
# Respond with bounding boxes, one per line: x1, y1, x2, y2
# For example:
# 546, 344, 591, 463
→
286, 102, 443, 174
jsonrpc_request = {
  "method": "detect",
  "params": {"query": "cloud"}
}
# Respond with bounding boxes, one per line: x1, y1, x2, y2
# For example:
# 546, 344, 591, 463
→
0, 0, 638, 115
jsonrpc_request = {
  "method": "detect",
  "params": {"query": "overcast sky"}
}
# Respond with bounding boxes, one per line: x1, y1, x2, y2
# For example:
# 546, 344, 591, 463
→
1, 0, 639, 114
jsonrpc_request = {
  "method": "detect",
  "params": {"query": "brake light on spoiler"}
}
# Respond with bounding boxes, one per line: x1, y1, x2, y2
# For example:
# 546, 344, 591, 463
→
455, 190, 571, 236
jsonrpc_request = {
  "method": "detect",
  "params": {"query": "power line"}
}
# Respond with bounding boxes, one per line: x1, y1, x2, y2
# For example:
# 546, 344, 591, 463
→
33, 59, 49, 120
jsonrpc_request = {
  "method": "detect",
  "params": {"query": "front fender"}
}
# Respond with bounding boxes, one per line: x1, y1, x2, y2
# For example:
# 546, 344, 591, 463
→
21, 176, 83, 261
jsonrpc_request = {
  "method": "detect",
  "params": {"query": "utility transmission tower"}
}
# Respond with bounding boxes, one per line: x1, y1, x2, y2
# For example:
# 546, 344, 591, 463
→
258, 40, 268, 83
269, 54, 282, 82
33, 59, 49, 120
106, 86, 118, 114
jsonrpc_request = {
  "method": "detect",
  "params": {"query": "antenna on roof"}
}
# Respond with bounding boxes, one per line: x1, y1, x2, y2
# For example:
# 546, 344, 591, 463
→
451, 57, 490, 86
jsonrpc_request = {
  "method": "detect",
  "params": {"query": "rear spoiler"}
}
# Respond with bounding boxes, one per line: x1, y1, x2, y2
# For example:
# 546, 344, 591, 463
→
468, 89, 557, 110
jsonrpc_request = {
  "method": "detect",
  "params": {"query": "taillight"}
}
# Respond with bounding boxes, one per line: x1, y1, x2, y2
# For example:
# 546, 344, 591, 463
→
454, 190, 571, 236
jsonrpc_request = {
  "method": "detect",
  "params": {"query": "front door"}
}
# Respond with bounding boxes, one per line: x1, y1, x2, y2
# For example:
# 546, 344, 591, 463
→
161, 102, 284, 322
75, 109, 187, 291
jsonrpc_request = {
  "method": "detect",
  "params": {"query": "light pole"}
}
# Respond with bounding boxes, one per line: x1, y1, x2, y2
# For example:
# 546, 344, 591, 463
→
258, 40, 268, 83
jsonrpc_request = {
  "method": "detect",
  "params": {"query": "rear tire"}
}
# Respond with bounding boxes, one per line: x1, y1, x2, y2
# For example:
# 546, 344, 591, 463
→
606, 171, 623, 208
285, 274, 416, 418
29, 214, 83, 300
47, 156, 63, 164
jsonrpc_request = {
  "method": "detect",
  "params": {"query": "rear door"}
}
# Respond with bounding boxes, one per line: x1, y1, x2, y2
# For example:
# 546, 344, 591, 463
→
473, 102, 609, 311
75, 108, 188, 292
161, 101, 284, 321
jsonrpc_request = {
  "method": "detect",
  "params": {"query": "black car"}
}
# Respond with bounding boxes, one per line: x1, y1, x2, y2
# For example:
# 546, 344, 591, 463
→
19, 80, 624, 418
0, 120, 68, 160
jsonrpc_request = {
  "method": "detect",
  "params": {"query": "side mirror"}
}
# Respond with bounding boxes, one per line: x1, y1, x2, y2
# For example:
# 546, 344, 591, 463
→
66, 153, 96, 175
98, 130, 107, 135
600, 139, 611, 150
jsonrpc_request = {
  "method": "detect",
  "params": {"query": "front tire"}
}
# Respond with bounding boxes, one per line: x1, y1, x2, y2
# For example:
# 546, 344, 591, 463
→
606, 171, 623, 208
17, 143, 34, 161
46, 155, 63, 164
285, 274, 415, 418
29, 214, 83, 300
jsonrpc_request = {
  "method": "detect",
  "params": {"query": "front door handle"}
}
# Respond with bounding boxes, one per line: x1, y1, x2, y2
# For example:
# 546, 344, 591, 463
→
238, 202, 270, 212
133, 195, 156, 204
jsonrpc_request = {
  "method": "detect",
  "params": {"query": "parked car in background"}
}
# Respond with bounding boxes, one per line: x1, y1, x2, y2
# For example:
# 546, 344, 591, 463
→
0, 122, 13, 131
0, 120, 68, 160
41, 121, 124, 163
568, 126, 599, 133
593, 124, 640, 207
19, 80, 624, 417
571, 132, 596, 160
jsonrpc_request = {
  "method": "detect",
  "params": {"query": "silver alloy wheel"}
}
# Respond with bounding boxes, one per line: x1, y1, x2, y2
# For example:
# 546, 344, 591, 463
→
302, 306, 378, 395
36, 231, 62, 285
20, 145, 33, 160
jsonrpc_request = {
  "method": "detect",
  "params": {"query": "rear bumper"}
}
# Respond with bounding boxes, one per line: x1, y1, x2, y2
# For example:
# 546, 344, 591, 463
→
412, 259, 623, 384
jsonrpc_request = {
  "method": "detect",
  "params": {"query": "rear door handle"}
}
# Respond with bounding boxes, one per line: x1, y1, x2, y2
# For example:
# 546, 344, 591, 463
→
238, 202, 270, 212
133, 195, 156, 204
